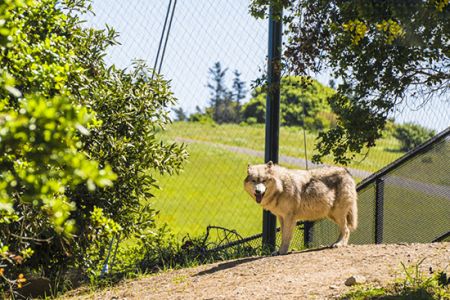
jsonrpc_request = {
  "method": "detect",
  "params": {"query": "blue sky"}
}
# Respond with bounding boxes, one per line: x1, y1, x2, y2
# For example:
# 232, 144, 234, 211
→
84, 0, 449, 131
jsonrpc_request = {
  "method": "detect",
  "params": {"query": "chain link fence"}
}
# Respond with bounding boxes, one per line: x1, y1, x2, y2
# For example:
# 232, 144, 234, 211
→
309, 128, 450, 248
84, 1, 450, 251
85, 0, 269, 241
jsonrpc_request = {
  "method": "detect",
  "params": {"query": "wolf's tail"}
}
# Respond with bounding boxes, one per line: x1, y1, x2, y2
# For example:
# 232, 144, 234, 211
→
347, 200, 358, 231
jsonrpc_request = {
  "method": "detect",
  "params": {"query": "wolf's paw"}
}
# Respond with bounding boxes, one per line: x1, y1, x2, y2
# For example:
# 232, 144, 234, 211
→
274, 250, 289, 255
331, 242, 347, 248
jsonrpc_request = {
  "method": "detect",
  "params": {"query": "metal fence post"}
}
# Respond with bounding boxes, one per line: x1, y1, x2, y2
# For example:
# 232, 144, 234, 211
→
375, 177, 384, 244
262, 4, 282, 252
303, 221, 314, 248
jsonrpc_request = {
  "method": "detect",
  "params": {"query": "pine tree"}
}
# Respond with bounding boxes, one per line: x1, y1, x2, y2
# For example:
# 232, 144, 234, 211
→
232, 70, 247, 122
172, 107, 187, 121
207, 62, 228, 122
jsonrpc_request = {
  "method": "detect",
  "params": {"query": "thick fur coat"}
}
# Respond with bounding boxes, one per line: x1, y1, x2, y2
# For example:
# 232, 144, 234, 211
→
244, 161, 358, 254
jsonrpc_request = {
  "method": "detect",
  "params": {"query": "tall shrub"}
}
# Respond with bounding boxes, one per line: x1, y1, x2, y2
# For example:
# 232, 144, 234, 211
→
1, 0, 117, 290
1, 0, 187, 287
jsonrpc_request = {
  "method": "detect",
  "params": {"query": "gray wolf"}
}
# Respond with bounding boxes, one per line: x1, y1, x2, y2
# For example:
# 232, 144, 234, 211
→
244, 161, 358, 255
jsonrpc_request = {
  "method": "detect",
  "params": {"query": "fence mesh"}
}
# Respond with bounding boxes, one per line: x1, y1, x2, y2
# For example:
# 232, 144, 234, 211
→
85, 0, 268, 240
382, 137, 450, 243
310, 131, 450, 247
307, 184, 378, 248
83, 1, 450, 251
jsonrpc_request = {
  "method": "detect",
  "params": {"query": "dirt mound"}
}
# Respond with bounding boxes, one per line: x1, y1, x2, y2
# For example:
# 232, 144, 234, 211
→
65, 243, 449, 299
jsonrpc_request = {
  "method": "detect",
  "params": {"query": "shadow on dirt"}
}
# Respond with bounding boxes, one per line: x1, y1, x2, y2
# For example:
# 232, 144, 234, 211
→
194, 256, 264, 276
194, 246, 333, 276
294, 245, 333, 254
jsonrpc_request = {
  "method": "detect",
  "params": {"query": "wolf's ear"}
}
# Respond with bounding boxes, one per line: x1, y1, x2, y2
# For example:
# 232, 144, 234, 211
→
267, 161, 274, 168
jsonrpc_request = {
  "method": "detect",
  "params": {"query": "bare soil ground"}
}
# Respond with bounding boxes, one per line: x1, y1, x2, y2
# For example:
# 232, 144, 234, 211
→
64, 242, 449, 300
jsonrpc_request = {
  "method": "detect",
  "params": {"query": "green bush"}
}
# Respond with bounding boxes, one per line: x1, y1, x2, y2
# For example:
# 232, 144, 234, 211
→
0, 0, 187, 292
0, 93, 117, 288
393, 123, 436, 151
245, 117, 258, 125
189, 111, 215, 124
241, 97, 266, 123
241, 76, 336, 130
1, 0, 114, 291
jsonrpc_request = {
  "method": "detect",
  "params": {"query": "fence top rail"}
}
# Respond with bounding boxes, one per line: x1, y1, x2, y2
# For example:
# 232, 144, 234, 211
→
356, 126, 450, 191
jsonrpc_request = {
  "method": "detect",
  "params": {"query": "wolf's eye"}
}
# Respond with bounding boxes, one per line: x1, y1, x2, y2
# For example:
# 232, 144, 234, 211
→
252, 179, 257, 183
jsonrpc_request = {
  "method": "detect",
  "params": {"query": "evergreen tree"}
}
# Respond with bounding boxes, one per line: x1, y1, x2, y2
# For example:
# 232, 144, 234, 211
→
173, 107, 188, 121
232, 70, 247, 122
205, 62, 245, 124
207, 62, 228, 122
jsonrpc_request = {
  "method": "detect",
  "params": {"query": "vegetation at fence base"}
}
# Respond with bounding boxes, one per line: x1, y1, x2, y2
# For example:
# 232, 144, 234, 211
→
341, 260, 450, 299
1, 0, 187, 296
250, 0, 449, 165
137, 226, 262, 273
77, 225, 263, 291
0, 93, 117, 298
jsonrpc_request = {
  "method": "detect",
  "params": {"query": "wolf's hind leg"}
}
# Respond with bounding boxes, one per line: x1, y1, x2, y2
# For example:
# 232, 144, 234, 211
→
279, 215, 296, 255
330, 213, 350, 248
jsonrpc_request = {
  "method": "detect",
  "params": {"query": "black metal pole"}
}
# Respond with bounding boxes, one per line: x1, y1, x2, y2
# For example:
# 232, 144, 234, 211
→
375, 177, 384, 244
303, 221, 314, 248
262, 5, 282, 252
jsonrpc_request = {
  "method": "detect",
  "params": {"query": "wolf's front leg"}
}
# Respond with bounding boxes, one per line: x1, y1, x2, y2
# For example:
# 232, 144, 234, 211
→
278, 215, 296, 255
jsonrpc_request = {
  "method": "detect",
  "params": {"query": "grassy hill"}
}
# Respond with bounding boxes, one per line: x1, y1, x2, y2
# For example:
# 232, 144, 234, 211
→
151, 122, 405, 238
162, 122, 403, 172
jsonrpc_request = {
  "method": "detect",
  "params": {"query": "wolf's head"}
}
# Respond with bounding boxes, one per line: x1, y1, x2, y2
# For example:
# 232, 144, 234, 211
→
244, 161, 279, 204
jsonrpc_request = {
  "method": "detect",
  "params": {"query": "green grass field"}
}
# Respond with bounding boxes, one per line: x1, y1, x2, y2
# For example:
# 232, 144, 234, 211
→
162, 122, 404, 173
150, 122, 447, 244
152, 142, 262, 238
387, 139, 449, 186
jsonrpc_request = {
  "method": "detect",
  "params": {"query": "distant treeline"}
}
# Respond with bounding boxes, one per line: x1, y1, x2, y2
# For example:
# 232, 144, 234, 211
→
173, 62, 436, 151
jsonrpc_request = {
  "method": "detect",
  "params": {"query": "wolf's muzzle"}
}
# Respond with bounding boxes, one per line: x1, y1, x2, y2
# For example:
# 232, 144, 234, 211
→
254, 183, 266, 203
255, 190, 264, 203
